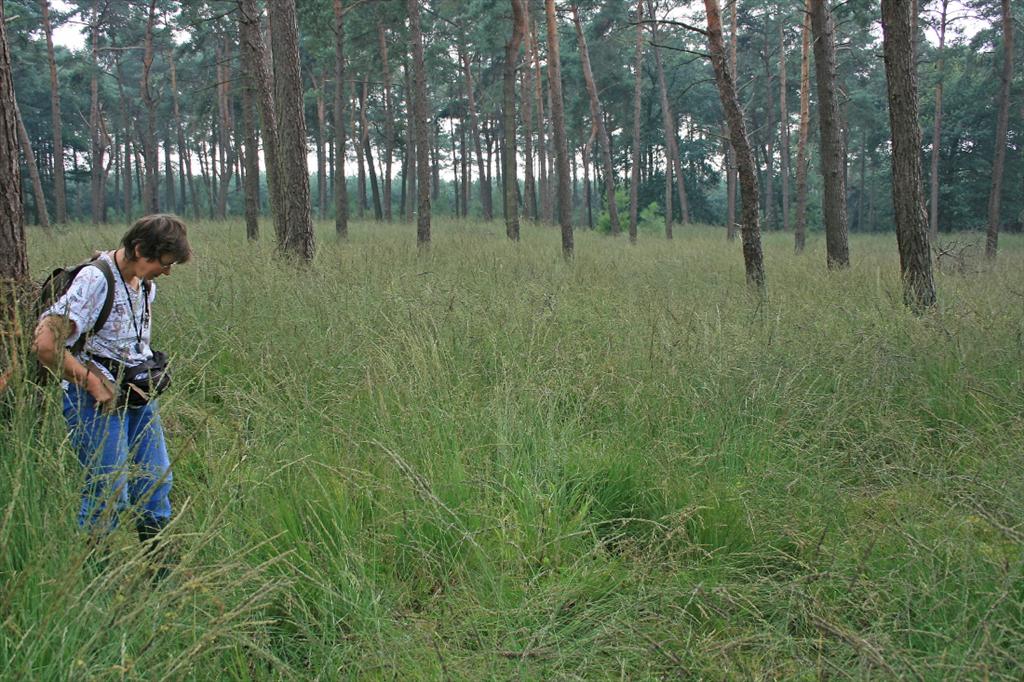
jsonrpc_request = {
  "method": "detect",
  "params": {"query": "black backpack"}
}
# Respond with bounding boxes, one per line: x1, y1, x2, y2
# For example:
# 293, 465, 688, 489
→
36, 255, 116, 356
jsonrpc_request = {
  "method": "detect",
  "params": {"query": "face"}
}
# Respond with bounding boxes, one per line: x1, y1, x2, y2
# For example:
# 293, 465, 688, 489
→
133, 246, 179, 279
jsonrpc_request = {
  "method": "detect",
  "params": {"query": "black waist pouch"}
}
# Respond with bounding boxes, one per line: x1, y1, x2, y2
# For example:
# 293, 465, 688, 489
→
94, 351, 171, 408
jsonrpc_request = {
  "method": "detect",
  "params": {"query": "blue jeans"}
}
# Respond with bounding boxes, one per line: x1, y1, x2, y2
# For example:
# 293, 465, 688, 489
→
63, 383, 173, 531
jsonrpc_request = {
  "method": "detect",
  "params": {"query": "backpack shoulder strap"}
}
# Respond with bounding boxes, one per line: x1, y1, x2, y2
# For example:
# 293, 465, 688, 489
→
90, 258, 116, 336
69, 259, 116, 355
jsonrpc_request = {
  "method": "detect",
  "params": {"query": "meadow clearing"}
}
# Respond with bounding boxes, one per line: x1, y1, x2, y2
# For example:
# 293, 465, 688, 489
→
2, 220, 1022, 679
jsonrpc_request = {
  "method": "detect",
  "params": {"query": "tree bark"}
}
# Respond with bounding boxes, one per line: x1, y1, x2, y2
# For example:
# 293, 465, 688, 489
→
163, 136, 175, 214
726, 0, 738, 240
88, 0, 107, 224
353, 85, 366, 218
705, 0, 766, 292
545, 0, 573, 257
404, 60, 416, 222
315, 74, 328, 219
407, 0, 431, 248
0, 0, 29, 293
460, 49, 492, 221
531, 18, 550, 223
14, 100, 50, 228
521, 20, 537, 222
40, 0, 66, 223
779, 22, 790, 233
378, 24, 394, 221
927, 0, 948, 243
269, 0, 315, 261
762, 44, 775, 231
647, 1, 690, 228
238, 21, 260, 241
450, 118, 460, 217
117, 59, 134, 222
628, 0, 643, 244
583, 126, 595, 229
361, 80, 383, 220
794, 0, 811, 252
810, 0, 850, 268
140, 0, 160, 214
503, 0, 527, 240
572, 5, 620, 236
881, 0, 935, 309
215, 37, 235, 220
167, 49, 195, 220
985, 0, 1013, 259
333, 0, 349, 239
460, 121, 469, 216
239, 0, 286, 245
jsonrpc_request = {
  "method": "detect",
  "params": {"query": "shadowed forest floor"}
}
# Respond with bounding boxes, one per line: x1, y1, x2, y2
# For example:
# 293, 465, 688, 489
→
3, 220, 1023, 679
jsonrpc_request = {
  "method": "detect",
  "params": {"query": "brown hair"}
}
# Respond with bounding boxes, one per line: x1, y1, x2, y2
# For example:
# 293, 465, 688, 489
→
121, 214, 192, 264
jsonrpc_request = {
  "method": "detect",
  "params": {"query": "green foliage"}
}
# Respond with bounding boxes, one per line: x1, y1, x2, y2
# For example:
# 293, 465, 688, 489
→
3, 221, 1023, 678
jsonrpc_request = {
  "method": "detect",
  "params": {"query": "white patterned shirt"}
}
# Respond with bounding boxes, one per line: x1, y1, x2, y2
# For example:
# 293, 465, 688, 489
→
42, 251, 156, 382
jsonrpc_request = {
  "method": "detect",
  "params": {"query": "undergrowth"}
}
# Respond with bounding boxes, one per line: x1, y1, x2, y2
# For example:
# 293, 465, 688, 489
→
2, 220, 1022, 679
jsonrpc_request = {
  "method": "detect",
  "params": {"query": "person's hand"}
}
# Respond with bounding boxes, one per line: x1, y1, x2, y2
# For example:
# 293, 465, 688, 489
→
85, 366, 117, 413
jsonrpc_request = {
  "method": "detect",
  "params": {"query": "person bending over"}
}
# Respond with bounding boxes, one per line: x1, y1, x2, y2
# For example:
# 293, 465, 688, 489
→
33, 214, 191, 558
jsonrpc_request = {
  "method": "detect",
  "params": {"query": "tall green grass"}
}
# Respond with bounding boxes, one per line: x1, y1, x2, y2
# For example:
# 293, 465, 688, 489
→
2, 219, 1022, 678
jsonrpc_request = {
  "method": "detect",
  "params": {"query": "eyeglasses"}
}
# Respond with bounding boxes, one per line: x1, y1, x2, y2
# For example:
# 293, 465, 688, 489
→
157, 255, 178, 269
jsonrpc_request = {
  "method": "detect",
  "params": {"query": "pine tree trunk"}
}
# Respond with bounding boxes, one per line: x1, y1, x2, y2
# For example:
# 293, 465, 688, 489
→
215, 38, 235, 220
647, 1, 690, 228
362, 81, 383, 220
88, 0, 106, 224
531, 17, 550, 223
503, 0, 526, 241
572, 5, 619, 236
629, 0, 643, 244
353, 85, 366, 218
857, 131, 866, 230
333, 0, 348, 239
810, 0, 850, 268
168, 49, 193, 220
431, 121, 440, 201
378, 24, 394, 222
779, 22, 790, 233
460, 49, 492, 221
316, 74, 327, 219
269, 0, 315, 260
985, 0, 1012, 259
119, 67, 134, 223
583, 128, 595, 229
460, 122, 469, 216
545, 0, 573, 257
140, 0, 160, 214
163, 137, 175, 213
240, 0, 286, 245
705, 0, 766, 292
407, 0, 431, 248
726, 0, 738, 240
14, 100, 50, 228
881, 0, 935, 309
40, 0, 66, 223
0, 1, 28, 291
521, 28, 537, 222
794, 0, 811, 252
450, 118, 460, 217
928, 0, 947, 243
762, 41, 775, 231
404, 60, 416, 222
239, 22, 260, 241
